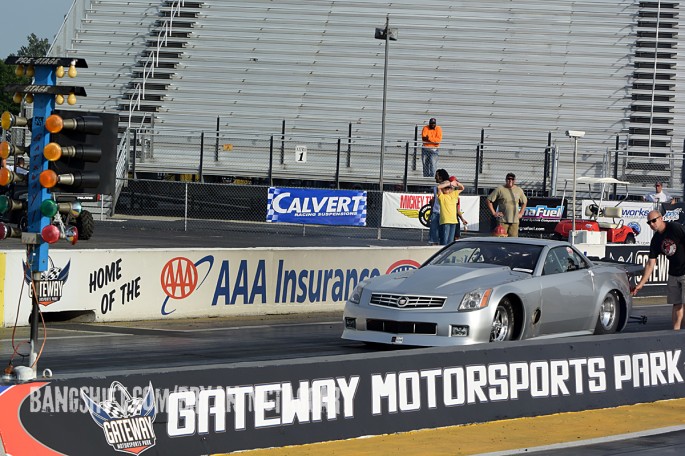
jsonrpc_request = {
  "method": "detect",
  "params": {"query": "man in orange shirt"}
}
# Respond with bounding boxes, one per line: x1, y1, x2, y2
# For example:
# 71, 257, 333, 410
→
421, 118, 442, 177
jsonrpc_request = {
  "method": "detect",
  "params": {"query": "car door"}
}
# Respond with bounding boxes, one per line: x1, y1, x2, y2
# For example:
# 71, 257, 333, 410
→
538, 246, 596, 335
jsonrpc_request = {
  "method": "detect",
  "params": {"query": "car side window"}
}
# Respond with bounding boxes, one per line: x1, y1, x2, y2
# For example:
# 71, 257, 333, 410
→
550, 246, 588, 273
543, 249, 565, 275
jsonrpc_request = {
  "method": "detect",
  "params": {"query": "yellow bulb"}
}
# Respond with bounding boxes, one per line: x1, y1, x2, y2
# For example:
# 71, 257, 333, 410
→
12, 93, 22, 104
68, 65, 77, 78
15, 65, 24, 77
55, 94, 64, 105
56, 66, 65, 78
25, 93, 33, 104
1, 112, 13, 131
67, 93, 77, 105
26, 65, 35, 77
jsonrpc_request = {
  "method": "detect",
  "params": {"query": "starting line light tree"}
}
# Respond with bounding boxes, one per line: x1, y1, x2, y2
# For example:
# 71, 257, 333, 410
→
1, 56, 89, 262
0, 56, 110, 381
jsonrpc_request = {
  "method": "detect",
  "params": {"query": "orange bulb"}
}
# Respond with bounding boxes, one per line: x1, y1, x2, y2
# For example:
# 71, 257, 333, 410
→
43, 142, 63, 161
0, 168, 11, 186
39, 170, 59, 188
45, 114, 64, 133
0, 142, 10, 159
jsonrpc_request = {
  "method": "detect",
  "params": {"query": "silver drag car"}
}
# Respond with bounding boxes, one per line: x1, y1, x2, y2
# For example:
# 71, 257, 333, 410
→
342, 237, 636, 346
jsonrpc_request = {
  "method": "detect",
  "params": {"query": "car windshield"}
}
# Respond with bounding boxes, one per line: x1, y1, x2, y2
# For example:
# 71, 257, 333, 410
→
427, 241, 543, 273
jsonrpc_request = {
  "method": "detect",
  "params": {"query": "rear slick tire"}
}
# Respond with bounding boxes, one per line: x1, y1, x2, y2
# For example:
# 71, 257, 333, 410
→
75, 210, 95, 240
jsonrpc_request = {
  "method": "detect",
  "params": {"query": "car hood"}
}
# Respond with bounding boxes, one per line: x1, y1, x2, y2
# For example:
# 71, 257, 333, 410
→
367, 263, 525, 295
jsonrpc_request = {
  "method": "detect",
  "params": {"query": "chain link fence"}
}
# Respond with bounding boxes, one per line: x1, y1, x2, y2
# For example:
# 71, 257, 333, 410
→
111, 129, 684, 241
114, 178, 440, 242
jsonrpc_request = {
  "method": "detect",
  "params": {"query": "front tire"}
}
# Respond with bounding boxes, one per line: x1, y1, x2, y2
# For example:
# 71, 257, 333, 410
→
595, 291, 620, 334
490, 298, 515, 342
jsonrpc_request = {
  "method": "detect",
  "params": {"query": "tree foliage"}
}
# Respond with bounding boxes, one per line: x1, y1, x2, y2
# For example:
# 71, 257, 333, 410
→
17, 34, 50, 58
0, 34, 49, 115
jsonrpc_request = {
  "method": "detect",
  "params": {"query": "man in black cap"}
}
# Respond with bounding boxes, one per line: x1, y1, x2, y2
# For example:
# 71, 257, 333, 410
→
421, 118, 442, 177
486, 172, 528, 237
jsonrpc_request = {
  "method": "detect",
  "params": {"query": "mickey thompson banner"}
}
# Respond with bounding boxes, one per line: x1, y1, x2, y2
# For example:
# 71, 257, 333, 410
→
381, 193, 481, 230
3, 331, 684, 455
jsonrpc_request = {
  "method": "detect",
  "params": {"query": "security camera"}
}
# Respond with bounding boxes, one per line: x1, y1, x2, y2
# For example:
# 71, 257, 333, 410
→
565, 130, 585, 138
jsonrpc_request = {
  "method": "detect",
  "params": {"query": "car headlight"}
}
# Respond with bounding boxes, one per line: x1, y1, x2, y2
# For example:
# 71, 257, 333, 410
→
349, 283, 365, 304
458, 288, 493, 311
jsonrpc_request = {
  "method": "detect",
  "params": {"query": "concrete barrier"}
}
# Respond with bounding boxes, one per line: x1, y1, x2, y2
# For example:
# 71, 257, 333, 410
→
2, 331, 684, 454
1, 246, 438, 327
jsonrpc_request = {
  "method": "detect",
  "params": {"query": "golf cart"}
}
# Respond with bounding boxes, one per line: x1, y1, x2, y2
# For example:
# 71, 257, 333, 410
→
552, 177, 637, 244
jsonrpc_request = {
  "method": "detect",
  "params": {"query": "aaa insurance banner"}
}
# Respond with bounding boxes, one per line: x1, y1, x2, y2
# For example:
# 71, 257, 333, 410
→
382, 192, 480, 231
267, 187, 366, 226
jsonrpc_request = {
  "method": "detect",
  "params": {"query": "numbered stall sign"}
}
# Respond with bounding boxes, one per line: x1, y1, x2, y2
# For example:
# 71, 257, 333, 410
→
295, 145, 307, 163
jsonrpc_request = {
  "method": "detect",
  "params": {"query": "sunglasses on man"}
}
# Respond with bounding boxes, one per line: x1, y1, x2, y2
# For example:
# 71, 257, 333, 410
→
647, 216, 661, 225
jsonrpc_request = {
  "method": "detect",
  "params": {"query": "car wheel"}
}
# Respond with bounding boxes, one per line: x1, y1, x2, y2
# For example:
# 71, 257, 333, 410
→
75, 210, 95, 240
624, 233, 636, 244
490, 298, 515, 342
595, 291, 620, 334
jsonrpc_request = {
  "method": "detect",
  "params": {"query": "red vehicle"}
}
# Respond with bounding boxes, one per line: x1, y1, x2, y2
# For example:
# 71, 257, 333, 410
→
552, 177, 637, 244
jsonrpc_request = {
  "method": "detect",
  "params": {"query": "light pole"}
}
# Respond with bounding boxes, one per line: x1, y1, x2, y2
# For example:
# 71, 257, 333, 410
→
375, 15, 397, 192
374, 16, 397, 240
566, 130, 585, 244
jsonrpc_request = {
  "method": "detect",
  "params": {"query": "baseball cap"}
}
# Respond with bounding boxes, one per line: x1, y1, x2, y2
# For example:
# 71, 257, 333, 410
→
429, 118, 436, 124
449, 176, 457, 182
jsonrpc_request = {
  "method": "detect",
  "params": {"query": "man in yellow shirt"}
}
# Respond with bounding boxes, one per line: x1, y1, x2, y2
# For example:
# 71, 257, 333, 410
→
437, 177, 464, 244
421, 118, 442, 177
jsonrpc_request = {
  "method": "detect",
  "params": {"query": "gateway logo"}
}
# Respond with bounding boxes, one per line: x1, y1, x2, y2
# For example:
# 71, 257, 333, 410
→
81, 381, 157, 455
23, 258, 70, 306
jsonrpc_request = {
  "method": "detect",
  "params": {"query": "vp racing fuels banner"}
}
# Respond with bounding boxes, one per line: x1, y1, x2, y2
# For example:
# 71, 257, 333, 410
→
267, 187, 366, 226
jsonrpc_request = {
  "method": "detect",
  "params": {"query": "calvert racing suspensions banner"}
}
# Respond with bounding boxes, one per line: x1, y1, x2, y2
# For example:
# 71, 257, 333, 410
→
266, 187, 367, 226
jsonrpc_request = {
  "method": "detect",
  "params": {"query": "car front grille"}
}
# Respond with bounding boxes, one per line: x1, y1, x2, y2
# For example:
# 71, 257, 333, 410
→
370, 293, 445, 309
366, 319, 437, 335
